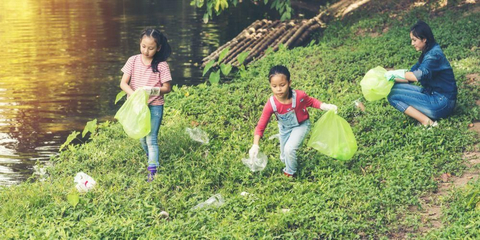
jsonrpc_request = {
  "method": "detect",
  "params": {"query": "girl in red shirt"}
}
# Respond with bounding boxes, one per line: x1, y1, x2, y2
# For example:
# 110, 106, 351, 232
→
249, 65, 337, 177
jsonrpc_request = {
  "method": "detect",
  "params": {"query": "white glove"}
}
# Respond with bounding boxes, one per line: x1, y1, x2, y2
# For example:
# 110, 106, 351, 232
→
385, 69, 407, 81
249, 144, 259, 159
320, 103, 338, 113
142, 86, 161, 96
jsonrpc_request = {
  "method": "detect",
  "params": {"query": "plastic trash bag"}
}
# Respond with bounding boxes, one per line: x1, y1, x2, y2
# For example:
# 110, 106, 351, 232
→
307, 110, 357, 160
360, 66, 394, 101
186, 127, 209, 144
114, 89, 151, 139
242, 151, 268, 172
74, 172, 96, 193
192, 194, 225, 210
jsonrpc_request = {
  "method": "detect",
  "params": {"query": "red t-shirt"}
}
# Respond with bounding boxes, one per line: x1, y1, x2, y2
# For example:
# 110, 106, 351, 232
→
121, 54, 172, 105
254, 90, 322, 137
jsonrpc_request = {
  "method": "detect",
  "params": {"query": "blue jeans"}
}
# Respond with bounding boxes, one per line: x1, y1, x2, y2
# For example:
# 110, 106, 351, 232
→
387, 83, 456, 120
279, 119, 311, 175
140, 105, 163, 168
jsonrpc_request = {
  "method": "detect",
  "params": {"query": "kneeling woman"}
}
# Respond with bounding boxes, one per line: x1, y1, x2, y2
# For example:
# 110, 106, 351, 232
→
387, 20, 457, 126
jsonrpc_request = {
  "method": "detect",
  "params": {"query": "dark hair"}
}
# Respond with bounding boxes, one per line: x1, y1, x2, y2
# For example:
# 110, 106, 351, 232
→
410, 20, 436, 63
268, 65, 293, 99
140, 28, 172, 73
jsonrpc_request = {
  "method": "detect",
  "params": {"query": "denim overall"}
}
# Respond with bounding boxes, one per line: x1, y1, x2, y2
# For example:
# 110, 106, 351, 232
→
270, 90, 311, 175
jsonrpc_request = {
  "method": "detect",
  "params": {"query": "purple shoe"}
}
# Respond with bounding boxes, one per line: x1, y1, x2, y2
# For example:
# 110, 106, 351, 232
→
147, 166, 157, 182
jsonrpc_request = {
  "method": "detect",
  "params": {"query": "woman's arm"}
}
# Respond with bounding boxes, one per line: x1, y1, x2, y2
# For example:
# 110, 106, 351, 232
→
395, 71, 418, 83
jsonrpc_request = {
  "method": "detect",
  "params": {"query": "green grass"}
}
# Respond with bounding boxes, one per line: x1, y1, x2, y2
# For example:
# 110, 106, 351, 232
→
1, 2, 479, 239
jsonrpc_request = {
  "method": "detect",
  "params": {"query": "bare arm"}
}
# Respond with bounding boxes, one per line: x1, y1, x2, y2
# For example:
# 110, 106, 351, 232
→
253, 134, 261, 145
395, 72, 418, 83
120, 73, 134, 95
160, 82, 172, 96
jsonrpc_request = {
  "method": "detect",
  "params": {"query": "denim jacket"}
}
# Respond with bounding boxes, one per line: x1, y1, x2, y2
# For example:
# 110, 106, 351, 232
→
411, 43, 457, 100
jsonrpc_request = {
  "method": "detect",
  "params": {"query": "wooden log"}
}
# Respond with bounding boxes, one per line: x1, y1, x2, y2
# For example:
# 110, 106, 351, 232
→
223, 21, 281, 66
293, 24, 323, 46
201, 20, 266, 65
270, 20, 302, 51
244, 23, 290, 64
285, 20, 316, 47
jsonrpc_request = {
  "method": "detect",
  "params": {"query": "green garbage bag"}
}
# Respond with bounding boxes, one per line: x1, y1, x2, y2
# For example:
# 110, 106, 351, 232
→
360, 66, 394, 101
307, 110, 357, 160
114, 89, 151, 139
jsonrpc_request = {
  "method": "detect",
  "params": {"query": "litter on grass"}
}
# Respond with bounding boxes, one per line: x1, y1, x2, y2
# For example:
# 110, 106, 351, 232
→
74, 172, 96, 193
268, 133, 280, 140
242, 151, 268, 172
192, 194, 225, 210
186, 127, 209, 144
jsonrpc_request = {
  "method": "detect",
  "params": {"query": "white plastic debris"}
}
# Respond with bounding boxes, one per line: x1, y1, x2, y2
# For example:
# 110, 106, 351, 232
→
240, 191, 249, 196
74, 172, 96, 193
159, 211, 169, 219
192, 194, 225, 210
33, 165, 47, 182
186, 127, 209, 144
242, 151, 268, 172
268, 133, 280, 140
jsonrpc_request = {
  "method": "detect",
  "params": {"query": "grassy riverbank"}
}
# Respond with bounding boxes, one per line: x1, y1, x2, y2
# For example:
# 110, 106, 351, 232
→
1, 2, 479, 239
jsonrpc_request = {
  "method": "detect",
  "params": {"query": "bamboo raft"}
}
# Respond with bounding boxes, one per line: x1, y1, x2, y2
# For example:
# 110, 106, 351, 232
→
201, 0, 371, 68
201, 14, 326, 68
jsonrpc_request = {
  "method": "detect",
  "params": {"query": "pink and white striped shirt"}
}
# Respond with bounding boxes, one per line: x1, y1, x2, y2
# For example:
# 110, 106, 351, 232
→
121, 54, 172, 105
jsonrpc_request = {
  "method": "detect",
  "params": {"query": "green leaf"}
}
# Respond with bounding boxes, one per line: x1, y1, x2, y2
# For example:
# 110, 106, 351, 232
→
115, 91, 126, 104
67, 191, 79, 207
218, 47, 230, 63
203, 13, 209, 24
237, 51, 249, 65
220, 63, 232, 76
264, 0, 268, 5
60, 131, 80, 151
82, 119, 98, 138
203, 61, 215, 76
209, 70, 221, 85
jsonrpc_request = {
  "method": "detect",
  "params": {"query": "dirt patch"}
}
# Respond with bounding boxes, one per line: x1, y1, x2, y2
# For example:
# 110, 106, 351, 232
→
469, 121, 480, 137
466, 73, 479, 86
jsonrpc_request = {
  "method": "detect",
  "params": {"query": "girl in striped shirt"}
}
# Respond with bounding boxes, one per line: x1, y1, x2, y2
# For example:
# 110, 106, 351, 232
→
120, 28, 173, 182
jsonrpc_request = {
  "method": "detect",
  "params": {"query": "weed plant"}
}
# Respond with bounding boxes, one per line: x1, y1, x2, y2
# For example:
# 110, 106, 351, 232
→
1, 3, 479, 239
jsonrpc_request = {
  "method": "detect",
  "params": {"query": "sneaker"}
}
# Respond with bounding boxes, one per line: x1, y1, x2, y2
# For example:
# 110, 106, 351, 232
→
283, 172, 294, 178
147, 167, 157, 182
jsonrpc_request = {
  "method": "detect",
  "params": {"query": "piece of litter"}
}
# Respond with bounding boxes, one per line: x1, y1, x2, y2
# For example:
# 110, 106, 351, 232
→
192, 194, 225, 210
186, 127, 209, 144
74, 172, 96, 193
242, 151, 268, 172
268, 134, 280, 140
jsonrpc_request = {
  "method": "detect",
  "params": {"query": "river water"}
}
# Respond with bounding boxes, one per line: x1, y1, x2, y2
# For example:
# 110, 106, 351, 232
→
0, 0, 316, 185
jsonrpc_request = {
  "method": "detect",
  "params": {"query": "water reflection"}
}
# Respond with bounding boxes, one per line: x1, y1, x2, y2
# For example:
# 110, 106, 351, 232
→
0, 0, 315, 185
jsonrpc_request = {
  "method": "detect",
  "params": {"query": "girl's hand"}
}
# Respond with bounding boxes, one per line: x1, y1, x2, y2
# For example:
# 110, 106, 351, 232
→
249, 144, 259, 159
142, 86, 161, 96
320, 103, 338, 113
